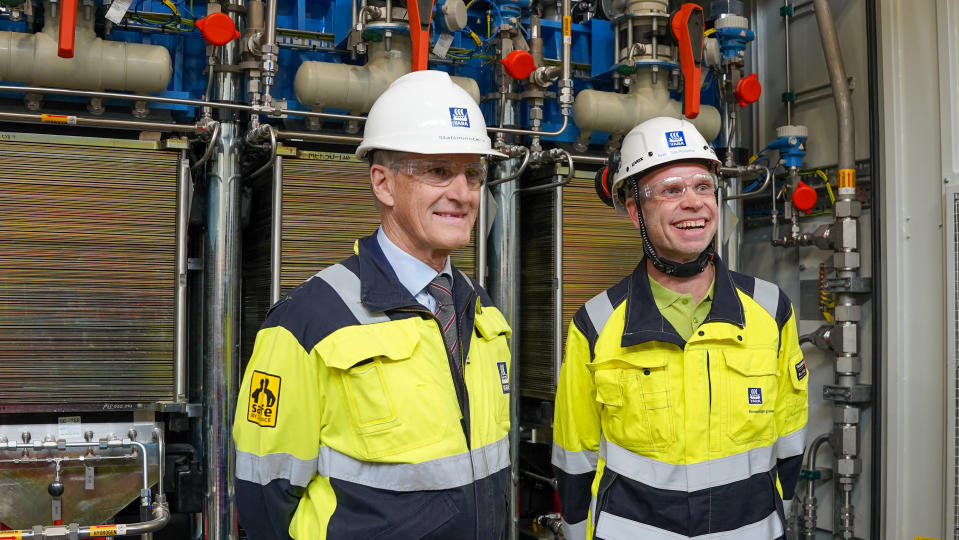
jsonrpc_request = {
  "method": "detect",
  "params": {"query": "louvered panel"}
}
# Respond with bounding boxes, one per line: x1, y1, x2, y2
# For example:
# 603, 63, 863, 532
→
0, 139, 179, 407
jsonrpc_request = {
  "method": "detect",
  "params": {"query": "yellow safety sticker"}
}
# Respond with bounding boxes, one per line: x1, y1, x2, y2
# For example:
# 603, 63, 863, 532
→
838, 168, 856, 189
247, 370, 281, 427
0, 531, 23, 540
89, 524, 127, 536
914, 537, 939, 540
40, 114, 77, 125
562, 15, 572, 44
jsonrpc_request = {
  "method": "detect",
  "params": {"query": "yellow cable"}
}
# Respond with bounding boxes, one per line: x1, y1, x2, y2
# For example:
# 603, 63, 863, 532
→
817, 169, 836, 204
705, 28, 715, 36
469, 30, 483, 47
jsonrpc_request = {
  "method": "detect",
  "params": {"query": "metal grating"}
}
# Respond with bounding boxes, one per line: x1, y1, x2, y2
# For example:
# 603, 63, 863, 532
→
519, 172, 642, 398
0, 139, 179, 407
242, 154, 476, 365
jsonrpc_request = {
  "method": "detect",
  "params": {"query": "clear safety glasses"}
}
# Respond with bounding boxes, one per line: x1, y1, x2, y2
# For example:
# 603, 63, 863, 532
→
392, 158, 489, 190
640, 172, 718, 201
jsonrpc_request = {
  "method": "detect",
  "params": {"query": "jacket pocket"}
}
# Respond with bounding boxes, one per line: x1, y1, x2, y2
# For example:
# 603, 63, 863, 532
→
472, 307, 512, 428
319, 318, 446, 458
723, 348, 779, 445
590, 353, 675, 452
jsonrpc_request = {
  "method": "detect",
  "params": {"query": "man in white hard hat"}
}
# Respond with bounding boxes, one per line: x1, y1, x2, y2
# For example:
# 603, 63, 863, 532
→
234, 70, 512, 540
552, 117, 808, 540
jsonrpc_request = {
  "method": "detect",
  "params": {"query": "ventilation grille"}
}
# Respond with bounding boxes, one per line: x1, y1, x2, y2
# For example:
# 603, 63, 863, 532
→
0, 139, 179, 407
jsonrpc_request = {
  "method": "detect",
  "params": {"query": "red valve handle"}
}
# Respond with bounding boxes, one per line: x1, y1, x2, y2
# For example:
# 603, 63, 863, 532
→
406, 0, 436, 72
58, 0, 78, 58
670, 3, 704, 119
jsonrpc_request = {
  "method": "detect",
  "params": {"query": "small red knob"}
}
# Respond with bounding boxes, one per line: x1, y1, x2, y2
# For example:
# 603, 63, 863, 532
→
196, 13, 241, 46
792, 180, 818, 214
735, 73, 762, 108
500, 50, 536, 80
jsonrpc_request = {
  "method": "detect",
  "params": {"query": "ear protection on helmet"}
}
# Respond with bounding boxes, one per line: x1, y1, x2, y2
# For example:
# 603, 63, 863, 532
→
594, 150, 621, 208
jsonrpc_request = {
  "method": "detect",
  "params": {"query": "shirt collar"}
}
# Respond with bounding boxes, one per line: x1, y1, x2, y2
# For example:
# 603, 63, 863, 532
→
376, 227, 452, 300
622, 255, 744, 349
647, 274, 715, 309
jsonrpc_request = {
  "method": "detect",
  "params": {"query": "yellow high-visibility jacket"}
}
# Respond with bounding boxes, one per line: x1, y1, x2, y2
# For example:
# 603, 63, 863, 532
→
552, 257, 808, 540
234, 234, 512, 540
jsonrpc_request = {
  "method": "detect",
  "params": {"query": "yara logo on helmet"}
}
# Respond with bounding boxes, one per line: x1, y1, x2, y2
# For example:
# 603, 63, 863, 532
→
449, 107, 470, 127
666, 130, 687, 148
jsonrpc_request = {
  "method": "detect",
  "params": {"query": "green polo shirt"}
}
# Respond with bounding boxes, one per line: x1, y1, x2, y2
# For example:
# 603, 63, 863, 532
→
648, 274, 715, 341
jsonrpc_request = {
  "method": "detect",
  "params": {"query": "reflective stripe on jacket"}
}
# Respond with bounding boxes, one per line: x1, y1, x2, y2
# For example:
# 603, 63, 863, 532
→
552, 257, 808, 540
234, 234, 513, 540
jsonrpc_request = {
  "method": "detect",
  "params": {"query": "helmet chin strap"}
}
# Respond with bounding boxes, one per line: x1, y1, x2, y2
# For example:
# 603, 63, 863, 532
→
630, 177, 714, 278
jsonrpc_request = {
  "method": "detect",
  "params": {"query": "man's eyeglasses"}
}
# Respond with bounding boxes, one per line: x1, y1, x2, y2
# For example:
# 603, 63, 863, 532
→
391, 158, 488, 189
640, 173, 718, 201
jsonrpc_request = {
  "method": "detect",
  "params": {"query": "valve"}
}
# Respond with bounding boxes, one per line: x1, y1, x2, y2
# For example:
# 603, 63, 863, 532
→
792, 179, 818, 214
196, 13, 241, 46
501, 50, 536, 80
734, 73, 761, 107
57, 0, 78, 58
766, 124, 808, 169
670, 3, 705, 119
406, 0, 436, 71
713, 14, 755, 63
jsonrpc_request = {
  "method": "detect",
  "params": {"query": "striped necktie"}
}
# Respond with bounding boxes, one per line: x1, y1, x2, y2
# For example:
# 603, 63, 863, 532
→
428, 274, 460, 368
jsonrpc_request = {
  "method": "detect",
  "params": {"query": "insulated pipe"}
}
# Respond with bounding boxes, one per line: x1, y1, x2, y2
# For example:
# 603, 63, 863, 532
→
294, 35, 481, 114
573, 71, 721, 143
175, 152, 190, 403
813, 0, 854, 172
0, 2, 171, 92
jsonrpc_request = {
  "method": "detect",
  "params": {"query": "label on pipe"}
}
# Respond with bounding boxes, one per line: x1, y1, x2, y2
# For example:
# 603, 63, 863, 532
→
838, 168, 856, 196
0, 532, 23, 540
41, 114, 77, 125
562, 16, 571, 45
105, 0, 134, 24
90, 524, 127, 536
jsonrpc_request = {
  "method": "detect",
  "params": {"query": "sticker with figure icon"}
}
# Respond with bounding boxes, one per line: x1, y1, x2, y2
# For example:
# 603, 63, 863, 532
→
248, 371, 281, 427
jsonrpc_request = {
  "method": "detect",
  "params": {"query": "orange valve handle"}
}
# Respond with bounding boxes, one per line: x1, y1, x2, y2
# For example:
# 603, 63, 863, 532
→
670, 3, 704, 119
58, 0, 78, 58
406, 0, 436, 72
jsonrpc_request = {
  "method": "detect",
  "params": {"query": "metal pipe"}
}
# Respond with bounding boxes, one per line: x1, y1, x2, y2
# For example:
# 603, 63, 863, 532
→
813, 0, 854, 172
0, 110, 202, 133
487, 115, 569, 137
784, 0, 792, 125
174, 152, 190, 402
487, 146, 532, 186
723, 166, 772, 200
477, 184, 488, 287
275, 129, 363, 144
553, 172, 563, 394
248, 124, 278, 180
271, 155, 283, 304
569, 153, 607, 165
192, 121, 221, 171
203, 7, 242, 535
520, 469, 558, 490
264, 0, 277, 49
3, 506, 170, 539
0, 84, 368, 122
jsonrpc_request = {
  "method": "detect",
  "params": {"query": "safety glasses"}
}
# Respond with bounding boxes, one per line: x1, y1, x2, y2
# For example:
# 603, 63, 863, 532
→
640, 172, 718, 201
392, 158, 488, 189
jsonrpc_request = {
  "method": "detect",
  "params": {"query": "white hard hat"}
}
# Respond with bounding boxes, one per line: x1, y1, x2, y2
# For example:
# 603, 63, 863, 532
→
356, 70, 506, 159
610, 116, 721, 213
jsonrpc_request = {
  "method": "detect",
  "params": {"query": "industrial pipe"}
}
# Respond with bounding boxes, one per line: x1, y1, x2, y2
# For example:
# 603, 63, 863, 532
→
813, 0, 854, 173
175, 152, 190, 403
247, 124, 278, 180
0, 111, 203, 133
294, 35, 481, 114
275, 130, 363, 144
0, 2, 171, 92
191, 121, 222, 171
271, 155, 283, 304
487, 115, 569, 137
573, 71, 721, 145
487, 146, 532, 186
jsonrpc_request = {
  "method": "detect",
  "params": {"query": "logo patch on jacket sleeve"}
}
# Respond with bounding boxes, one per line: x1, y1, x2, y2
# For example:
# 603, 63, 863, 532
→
247, 371, 281, 427
795, 358, 808, 381
748, 387, 763, 405
497, 361, 510, 394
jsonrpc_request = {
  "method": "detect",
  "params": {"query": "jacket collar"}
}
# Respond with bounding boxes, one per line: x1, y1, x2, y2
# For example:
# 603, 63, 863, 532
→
357, 233, 477, 318
621, 255, 745, 349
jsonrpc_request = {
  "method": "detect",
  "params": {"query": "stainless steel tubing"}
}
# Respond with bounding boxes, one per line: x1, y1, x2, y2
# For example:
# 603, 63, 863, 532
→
569, 153, 607, 165
553, 174, 563, 387
813, 0, 854, 171
723, 166, 772, 200
204, 8, 242, 536
248, 124, 278, 180
0, 110, 202, 133
784, 0, 792, 125
0, 84, 367, 122
561, 0, 571, 82
487, 115, 569, 137
192, 121, 221, 171
264, 0, 277, 48
175, 152, 190, 402
487, 146, 531, 186
477, 186, 488, 287
275, 129, 363, 144
271, 155, 283, 303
